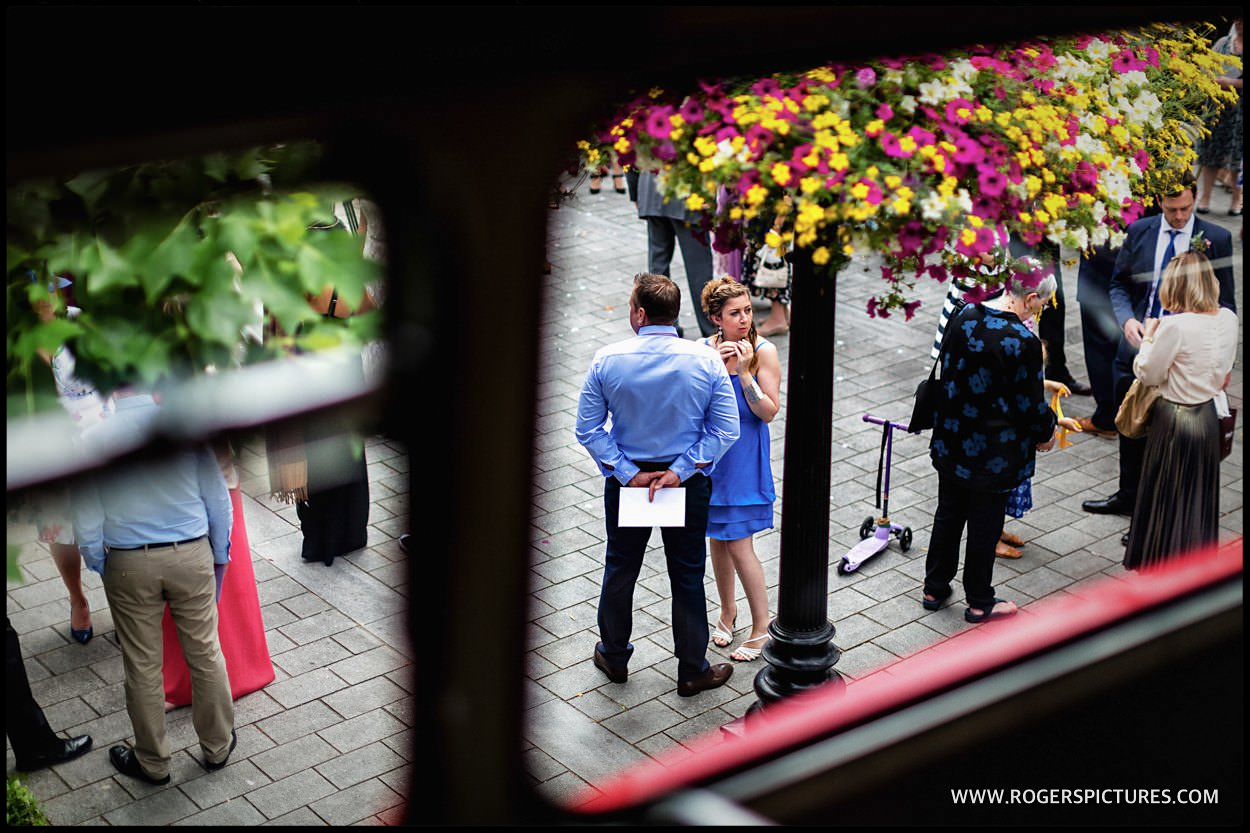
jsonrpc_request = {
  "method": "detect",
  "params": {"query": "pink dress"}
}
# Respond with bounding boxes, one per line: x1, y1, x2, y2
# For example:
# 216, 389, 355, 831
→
161, 487, 273, 705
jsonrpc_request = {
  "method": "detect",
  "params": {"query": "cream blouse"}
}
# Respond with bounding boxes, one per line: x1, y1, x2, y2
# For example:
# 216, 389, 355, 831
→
1133, 308, 1239, 404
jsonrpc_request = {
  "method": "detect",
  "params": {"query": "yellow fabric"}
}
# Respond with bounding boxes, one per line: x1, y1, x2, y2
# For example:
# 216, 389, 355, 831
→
1050, 390, 1074, 449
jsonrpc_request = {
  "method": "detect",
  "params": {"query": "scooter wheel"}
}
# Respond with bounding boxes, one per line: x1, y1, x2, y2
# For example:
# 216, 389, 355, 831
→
899, 527, 913, 552
859, 516, 875, 540
836, 558, 852, 575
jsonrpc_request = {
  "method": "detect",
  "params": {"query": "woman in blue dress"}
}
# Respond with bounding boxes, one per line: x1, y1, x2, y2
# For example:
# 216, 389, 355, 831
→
700, 277, 781, 661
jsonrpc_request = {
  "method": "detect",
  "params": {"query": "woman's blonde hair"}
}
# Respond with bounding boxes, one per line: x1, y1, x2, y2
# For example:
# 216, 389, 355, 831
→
700, 275, 760, 374
1159, 251, 1220, 314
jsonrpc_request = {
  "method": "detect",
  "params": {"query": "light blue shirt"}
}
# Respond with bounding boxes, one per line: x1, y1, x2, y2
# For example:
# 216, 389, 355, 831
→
71, 394, 232, 575
576, 325, 740, 485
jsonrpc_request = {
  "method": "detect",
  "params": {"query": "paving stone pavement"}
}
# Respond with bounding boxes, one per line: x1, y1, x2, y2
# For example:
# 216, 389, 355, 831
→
6, 178, 1242, 823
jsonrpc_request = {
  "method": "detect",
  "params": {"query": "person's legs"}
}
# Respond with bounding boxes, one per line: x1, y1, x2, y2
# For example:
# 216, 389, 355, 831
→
924, 476, 967, 601
1196, 165, 1216, 211
724, 536, 770, 642
645, 217, 677, 277
598, 479, 650, 669
104, 549, 173, 779
962, 490, 1009, 612
707, 538, 737, 646
659, 474, 713, 682
162, 539, 234, 765
1113, 354, 1146, 506
673, 222, 716, 337
6, 619, 61, 762
1079, 298, 1120, 430
50, 541, 91, 636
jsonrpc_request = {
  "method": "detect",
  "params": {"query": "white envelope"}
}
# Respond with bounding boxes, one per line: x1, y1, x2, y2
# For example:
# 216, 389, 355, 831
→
618, 487, 686, 527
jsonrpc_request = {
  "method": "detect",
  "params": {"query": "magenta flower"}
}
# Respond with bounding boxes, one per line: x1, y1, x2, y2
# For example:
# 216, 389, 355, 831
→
1133, 148, 1151, 171
679, 98, 705, 124
752, 78, 782, 97
880, 132, 908, 158
1070, 160, 1099, 192
952, 134, 985, 164
927, 264, 948, 283
875, 103, 894, 121
971, 194, 1003, 222
856, 67, 878, 88
977, 166, 1008, 197
697, 79, 724, 96
1111, 50, 1146, 73
652, 141, 678, 163
906, 126, 937, 147
1141, 46, 1160, 68
645, 107, 675, 139
902, 300, 923, 321
736, 169, 761, 195
866, 297, 880, 318
897, 221, 925, 256
945, 98, 977, 125
715, 126, 741, 144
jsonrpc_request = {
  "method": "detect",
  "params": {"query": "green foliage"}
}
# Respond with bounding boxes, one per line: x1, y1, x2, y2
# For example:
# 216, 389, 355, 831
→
6, 141, 380, 413
6, 776, 50, 826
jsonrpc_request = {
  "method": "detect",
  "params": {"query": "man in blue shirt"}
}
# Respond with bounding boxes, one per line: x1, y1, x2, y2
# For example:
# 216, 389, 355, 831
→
576, 273, 741, 697
73, 388, 237, 785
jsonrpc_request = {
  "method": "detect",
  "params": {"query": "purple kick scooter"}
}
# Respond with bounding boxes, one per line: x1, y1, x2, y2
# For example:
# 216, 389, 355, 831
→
837, 413, 914, 574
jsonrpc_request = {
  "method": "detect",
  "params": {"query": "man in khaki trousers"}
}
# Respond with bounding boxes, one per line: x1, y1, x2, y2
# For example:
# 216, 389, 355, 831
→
73, 388, 236, 785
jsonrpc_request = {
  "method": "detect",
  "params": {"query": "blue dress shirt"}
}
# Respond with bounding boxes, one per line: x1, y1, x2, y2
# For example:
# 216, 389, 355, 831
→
576, 325, 740, 485
72, 394, 233, 575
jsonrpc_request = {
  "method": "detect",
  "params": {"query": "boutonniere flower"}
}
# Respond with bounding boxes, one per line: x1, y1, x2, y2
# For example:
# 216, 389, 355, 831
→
1188, 230, 1212, 257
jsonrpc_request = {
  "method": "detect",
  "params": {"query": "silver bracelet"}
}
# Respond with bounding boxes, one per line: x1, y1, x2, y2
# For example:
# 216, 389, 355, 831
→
745, 381, 764, 404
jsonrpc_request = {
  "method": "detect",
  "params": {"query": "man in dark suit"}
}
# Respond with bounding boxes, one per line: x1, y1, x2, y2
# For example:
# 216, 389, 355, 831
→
7, 618, 93, 771
1082, 175, 1237, 520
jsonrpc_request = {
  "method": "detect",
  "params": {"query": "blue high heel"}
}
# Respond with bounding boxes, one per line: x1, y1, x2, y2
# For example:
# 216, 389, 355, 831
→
70, 625, 93, 645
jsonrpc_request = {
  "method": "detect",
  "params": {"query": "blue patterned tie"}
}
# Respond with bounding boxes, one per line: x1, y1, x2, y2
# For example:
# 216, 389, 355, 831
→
1150, 229, 1179, 318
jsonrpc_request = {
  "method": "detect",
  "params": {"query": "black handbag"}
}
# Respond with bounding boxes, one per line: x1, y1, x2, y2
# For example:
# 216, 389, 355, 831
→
1219, 408, 1237, 460
908, 302, 963, 434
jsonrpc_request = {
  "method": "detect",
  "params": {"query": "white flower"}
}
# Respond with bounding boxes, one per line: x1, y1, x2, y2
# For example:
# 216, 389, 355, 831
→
917, 80, 948, 106
898, 94, 918, 114
948, 58, 979, 84
1108, 230, 1127, 249
1083, 38, 1114, 62
919, 191, 946, 221
953, 189, 973, 215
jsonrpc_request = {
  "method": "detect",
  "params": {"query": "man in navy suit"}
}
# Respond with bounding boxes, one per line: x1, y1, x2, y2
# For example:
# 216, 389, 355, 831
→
1081, 174, 1236, 520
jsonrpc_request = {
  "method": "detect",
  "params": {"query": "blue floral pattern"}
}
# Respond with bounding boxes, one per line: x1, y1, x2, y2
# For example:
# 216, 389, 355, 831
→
930, 304, 1056, 490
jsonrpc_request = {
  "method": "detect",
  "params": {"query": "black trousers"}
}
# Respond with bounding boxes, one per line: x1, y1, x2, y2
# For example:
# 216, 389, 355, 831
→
6, 619, 60, 761
924, 475, 1010, 611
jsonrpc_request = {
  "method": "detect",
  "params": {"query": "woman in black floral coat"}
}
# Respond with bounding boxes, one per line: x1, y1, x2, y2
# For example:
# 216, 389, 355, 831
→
920, 269, 1059, 623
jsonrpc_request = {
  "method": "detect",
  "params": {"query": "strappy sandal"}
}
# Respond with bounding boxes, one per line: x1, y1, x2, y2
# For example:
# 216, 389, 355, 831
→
710, 616, 736, 648
731, 634, 769, 662
588, 174, 603, 194
612, 174, 626, 194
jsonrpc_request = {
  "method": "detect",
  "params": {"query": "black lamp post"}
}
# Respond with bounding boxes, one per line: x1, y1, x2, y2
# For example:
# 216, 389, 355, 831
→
751, 245, 846, 711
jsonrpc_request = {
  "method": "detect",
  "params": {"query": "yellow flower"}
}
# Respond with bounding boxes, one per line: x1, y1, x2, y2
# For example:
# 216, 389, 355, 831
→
812, 246, 831, 265
803, 93, 831, 112
693, 136, 718, 157
771, 162, 792, 186
698, 158, 717, 173
765, 230, 782, 248
614, 137, 632, 154
960, 228, 978, 246
685, 194, 707, 212
829, 152, 850, 171
891, 198, 912, 215
937, 176, 958, 197
746, 184, 769, 206
967, 215, 984, 228
842, 243, 855, 256
1025, 175, 1043, 197
898, 135, 918, 155
850, 181, 870, 200
976, 105, 993, 122
865, 119, 885, 137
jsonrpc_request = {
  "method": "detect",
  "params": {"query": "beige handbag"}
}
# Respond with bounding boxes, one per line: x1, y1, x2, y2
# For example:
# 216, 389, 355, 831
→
1114, 378, 1162, 439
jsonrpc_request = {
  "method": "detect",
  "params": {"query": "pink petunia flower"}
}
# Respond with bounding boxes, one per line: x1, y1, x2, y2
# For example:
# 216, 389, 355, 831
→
977, 166, 1008, 197
902, 300, 923, 321
876, 103, 894, 121
945, 98, 977, 125
856, 67, 878, 88
952, 134, 985, 164
679, 98, 705, 124
645, 107, 676, 140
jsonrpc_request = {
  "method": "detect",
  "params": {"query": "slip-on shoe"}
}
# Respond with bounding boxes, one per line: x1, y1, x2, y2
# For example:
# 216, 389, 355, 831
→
109, 745, 171, 785
1081, 495, 1132, 516
15, 734, 93, 771
677, 662, 733, 697
593, 648, 628, 684
204, 729, 237, 771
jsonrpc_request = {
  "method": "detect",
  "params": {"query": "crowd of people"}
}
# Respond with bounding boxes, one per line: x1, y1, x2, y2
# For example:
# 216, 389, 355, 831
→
573, 158, 1238, 693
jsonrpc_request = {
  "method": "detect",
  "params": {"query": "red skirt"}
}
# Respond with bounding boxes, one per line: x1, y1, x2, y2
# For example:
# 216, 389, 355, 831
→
161, 488, 274, 705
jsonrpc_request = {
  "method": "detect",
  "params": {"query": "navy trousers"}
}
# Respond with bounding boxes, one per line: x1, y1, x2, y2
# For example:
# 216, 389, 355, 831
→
597, 471, 712, 683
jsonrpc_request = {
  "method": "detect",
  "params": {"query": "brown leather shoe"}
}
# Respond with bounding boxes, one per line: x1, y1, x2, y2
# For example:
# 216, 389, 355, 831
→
677, 662, 733, 697
593, 648, 627, 684
1074, 416, 1117, 438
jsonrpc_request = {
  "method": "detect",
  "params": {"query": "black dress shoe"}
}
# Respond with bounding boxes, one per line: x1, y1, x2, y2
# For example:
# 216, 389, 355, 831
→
204, 728, 237, 771
677, 662, 733, 697
15, 734, 93, 771
1082, 495, 1132, 515
593, 648, 627, 684
1048, 373, 1092, 396
109, 745, 171, 785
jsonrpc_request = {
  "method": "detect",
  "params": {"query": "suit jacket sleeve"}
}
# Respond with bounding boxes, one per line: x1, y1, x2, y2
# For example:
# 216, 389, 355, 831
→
1109, 225, 1145, 329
